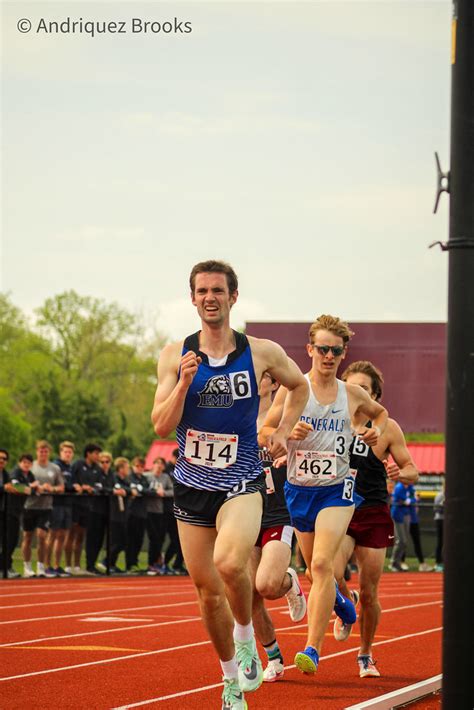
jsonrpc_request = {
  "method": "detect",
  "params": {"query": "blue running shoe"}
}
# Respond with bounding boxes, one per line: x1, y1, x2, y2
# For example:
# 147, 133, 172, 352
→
294, 646, 319, 674
334, 582, 357, 624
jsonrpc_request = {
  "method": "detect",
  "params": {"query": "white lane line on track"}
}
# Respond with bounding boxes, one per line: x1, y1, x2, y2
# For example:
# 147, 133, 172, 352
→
111, 626, 443, 709
0, 599, 199, 626
0, 599, 442, 649
0, 587, 440, 625
0, 584, 193, 600
0, 600, 442, 680
0, 591, 196, 611
0, 617, 202, 648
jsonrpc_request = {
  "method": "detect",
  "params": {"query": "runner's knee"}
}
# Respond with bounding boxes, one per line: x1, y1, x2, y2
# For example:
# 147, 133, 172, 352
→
214, 550, 246, 582
255, 573, 282, 600
310, 554, 333, 579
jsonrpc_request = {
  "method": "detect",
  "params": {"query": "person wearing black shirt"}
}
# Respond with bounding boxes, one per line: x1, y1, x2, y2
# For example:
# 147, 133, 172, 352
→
46, 441, 76, 577
65, 443, 102, 574
103, 457, 132, 573
253, 373, 307, 682
2, 454, 38, 578
335, 361, 418, 679
85, 451, 114, 575
125, 457, 151, 572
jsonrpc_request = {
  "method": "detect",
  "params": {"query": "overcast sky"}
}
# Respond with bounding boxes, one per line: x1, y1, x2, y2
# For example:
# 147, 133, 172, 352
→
2, 1, 452, 340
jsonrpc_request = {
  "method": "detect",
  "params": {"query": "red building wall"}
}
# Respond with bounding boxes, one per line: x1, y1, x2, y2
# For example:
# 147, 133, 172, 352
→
245, 322, 446, 433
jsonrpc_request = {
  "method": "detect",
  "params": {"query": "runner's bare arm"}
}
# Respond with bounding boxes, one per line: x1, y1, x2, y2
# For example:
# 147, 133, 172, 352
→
258, 385, 287, 445
251, 340, 308, 456
348, 383, 388, 447
384, 419, 419, 484
151, 342, 202, 437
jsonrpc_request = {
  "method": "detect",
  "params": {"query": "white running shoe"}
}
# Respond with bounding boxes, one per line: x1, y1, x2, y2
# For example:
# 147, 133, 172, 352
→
72, 566, 82, 575
400, 562, 409, 571
358, 655, 380, 678
333, 589, 360, 642
419, 562, 434, 572
263, 658, 285, 682
64, 566, 72, 575
23, 568, 36, 578
285, 568, 307, 622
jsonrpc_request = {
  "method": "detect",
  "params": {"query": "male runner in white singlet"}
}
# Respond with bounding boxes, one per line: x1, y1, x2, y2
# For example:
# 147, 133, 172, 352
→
151, 260, 308, 710
260, 315, 388, 676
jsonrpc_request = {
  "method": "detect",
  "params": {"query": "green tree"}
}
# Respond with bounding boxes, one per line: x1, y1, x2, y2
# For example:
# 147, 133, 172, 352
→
0, 387, 31, 456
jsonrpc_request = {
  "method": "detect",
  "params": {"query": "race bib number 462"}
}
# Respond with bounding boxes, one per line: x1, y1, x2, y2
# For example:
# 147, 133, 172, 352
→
295, 450, 337, 480
185, 430, 238, 469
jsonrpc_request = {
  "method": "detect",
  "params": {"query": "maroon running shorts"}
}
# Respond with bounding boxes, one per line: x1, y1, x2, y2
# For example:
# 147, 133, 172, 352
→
346, 504, 394, 548
255, 524, 294, 549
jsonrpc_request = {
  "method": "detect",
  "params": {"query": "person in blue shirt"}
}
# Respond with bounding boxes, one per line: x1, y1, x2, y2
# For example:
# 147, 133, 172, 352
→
390, 481, 412, 571
151, 260, 308, 710
401, 484, 433, 571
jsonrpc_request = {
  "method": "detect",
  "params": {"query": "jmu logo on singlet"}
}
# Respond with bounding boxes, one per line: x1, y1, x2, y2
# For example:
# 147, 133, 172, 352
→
198, 371, 252, 408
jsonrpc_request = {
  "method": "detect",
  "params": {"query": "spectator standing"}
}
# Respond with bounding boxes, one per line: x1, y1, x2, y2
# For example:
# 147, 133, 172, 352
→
103, 457, 132, 573
22, 441, 64, 578
0, 449, 11, 575
145, 457, 174, 575
46, 441, 76, 577
85, 451, 114, 575
434, 482, 445, 572
403, 484, 433, 572
2, 450, 36, 578
389, 481, 411, 572
65, 443, 102, 574
163, 448, 186, 575
125, 456, 150, 573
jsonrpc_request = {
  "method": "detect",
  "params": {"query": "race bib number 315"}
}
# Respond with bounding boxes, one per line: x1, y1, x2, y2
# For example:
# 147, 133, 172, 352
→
185, 430, 238, 469
295, 450, 337, 480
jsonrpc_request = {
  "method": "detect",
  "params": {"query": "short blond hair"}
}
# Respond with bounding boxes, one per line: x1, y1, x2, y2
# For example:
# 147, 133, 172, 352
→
114, 457, 130, 471
309, 314, 354, 344
36, 439, 52, 451
59, 441, 75, 452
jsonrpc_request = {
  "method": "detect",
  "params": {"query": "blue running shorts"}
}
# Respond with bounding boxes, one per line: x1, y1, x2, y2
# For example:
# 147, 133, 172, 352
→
284, 480, 364, 533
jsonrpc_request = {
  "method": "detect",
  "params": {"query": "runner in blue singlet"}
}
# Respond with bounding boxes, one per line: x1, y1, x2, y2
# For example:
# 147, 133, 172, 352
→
151, 260, 308, 710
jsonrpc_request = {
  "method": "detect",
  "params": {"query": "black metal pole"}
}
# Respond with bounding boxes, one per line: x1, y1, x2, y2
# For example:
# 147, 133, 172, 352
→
443, 2, 474, 708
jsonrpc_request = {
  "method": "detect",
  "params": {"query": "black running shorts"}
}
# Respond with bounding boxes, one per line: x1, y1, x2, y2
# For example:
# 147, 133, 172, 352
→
173, 474, 266, 527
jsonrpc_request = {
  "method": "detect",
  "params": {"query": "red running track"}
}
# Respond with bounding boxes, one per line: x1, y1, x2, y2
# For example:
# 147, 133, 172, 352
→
0, 572, 442, 709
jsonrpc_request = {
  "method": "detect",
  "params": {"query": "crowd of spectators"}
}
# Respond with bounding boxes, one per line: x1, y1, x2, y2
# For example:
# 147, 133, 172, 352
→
0, 442, 446, 580
0, 441, 187, 579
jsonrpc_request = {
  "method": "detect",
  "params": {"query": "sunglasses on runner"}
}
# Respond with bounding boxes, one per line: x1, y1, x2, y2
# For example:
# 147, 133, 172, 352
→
312, 344, 345, 357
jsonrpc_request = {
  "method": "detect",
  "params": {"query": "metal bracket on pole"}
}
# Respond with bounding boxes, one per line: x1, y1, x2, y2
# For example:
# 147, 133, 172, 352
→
429, 236, 474, 251
433, 151, 450, 214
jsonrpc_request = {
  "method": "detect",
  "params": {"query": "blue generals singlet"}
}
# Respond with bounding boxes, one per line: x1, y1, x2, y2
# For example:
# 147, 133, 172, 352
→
174, 331, 262, 491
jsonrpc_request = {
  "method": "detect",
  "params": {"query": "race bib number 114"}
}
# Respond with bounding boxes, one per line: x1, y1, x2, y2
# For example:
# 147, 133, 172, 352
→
185, 430, 238, 469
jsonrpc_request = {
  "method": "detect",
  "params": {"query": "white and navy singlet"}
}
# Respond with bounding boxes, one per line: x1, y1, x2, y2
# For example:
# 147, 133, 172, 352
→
174, 331, 262, 491
287, 376, 353, 488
